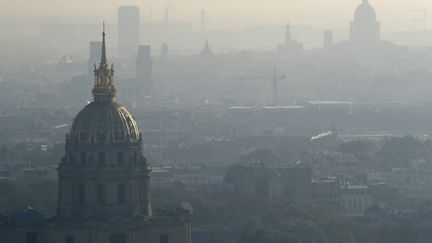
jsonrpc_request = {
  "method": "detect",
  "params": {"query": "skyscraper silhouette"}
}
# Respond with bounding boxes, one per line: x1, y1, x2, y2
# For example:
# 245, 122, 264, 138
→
136, 45, 154, 96
118, 6, 140, 57
88, 41, 102, 75
323, 30, 333, 49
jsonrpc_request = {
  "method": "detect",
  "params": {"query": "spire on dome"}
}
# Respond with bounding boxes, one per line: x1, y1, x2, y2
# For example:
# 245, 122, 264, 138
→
100, 21, 107, 67
92, 22, 116, 102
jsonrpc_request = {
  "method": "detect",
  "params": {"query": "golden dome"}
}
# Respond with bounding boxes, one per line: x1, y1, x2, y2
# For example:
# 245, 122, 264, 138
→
67, 26, 141, 145
68, 101, 140, 144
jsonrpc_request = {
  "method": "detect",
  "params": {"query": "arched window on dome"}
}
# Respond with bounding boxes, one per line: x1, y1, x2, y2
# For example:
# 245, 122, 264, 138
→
97, 184, 106, 205
118, 184, 126, 204
98, 152, 106, 167
68, 152, 75, 164
110, 233, 126, 243
80, 126, 89, 141
140, 155, 147, 165
160, 234, 169, 243
78, 184, 85, 205
65, 236, 74, 243
26, 232, 37, 243
80, 152, 87, 166
118, 152, 124, 166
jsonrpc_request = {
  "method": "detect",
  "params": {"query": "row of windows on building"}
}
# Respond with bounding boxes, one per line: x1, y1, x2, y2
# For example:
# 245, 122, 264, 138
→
316, 196, 339, 203
341, 197, 371, 203
69, 151, 140, 167
343, 204, 368, 212
26, 232, 169, 243
79, 129, 127, 141
78, 183, 126, 204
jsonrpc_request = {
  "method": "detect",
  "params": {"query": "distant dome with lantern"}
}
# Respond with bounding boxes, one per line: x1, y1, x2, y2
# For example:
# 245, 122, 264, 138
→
354, 0, 377, 22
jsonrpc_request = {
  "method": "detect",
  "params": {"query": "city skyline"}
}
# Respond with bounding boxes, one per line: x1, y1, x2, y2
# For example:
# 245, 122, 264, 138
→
3, 1, 432, 243
1, 0, 432, 30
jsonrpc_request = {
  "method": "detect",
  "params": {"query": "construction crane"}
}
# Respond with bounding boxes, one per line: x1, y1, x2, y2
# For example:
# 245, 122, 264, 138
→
272, 68, 286, 106
410, 9, 431, 31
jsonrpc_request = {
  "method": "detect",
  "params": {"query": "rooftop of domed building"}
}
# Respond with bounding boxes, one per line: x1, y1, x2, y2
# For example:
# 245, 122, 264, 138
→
354, 0, 377, 22
68, 101, 140, 144
67, 24, 141, 145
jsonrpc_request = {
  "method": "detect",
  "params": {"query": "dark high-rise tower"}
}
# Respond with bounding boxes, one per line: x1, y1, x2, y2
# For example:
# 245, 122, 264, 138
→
118, 6, 140, 57
323, 30, 333, 48
200, 9, 206, 32
58, 27, 151, 218
88, 41, 102, 76
161, 43, 169, 59
164, 7, 170, 24
136, 45, 154, 96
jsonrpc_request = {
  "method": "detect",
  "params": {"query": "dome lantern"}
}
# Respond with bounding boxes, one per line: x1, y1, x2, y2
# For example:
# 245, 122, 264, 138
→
354, 0, 377, 22
92, 22, 116, 102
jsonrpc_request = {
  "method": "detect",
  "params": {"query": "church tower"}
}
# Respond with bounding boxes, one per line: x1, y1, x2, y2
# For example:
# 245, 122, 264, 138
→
276, 21, 303, 57
57, 25, 152, 219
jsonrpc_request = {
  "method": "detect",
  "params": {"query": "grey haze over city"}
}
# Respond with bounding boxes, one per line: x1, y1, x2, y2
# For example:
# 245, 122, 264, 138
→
3, 1, 432, 243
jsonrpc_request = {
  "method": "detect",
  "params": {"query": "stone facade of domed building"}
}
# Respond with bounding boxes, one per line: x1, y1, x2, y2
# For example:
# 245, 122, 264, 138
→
0, 28, 192, 243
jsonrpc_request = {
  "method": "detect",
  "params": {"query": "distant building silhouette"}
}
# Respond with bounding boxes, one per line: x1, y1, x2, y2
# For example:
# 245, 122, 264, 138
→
88, 41, 102, 75
276, 22, 303, 56
200, 9, 206, 32
164, 7, 170, 24
332, 0, 395, 62
136, 45, 154, 96
323, 30, 334, 49
350, 0, 380, 44
118, 6, 140, 57
161, 43, 169, 60
200, 40, 214, 57
224, 164, 312, 201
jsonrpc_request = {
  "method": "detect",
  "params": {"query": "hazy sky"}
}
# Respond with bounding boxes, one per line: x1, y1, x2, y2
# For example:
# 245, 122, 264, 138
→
1, 0, 432, 30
